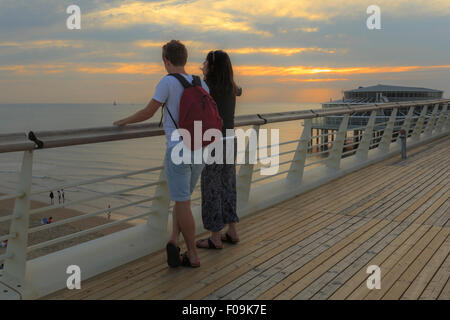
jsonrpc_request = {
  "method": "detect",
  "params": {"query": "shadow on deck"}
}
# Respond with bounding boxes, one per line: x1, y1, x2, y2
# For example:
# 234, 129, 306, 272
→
46, 136, 450, 300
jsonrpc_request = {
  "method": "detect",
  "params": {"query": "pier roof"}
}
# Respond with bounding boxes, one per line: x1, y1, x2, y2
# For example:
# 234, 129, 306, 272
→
347, 84, 443, 93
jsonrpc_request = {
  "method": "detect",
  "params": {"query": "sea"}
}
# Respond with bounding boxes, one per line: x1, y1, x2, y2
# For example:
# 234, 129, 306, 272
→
0, 102, 321, 221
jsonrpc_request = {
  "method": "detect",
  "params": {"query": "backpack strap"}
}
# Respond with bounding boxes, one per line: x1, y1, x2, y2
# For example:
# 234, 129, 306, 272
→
159, 103, 178, 129
168, 73, 193, 89
192, 75, 201, 87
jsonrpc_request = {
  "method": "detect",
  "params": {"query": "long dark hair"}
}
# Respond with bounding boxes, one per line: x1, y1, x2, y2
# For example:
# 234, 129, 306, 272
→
205, 50, 239, 97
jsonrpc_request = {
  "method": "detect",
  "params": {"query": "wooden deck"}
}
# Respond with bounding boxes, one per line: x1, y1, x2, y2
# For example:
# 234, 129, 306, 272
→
46, 136, 449, 300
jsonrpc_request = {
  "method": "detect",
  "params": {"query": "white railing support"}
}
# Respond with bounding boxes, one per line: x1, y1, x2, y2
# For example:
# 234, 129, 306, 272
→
237, 125, 260, 207
326, 114, 349, 170
147, 167, 171, 235
287, 119, 311, 186
379, 108, 398, 153
2, 150, 33, 293
424, 104, 439, 137
355, 111, 377, 161
434, 103, 448, 134
411, 105, 428, 140
399, 106, 414, 139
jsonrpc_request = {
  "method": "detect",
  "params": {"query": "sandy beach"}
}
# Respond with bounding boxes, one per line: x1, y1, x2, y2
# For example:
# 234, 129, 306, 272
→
0, 193, 134, 261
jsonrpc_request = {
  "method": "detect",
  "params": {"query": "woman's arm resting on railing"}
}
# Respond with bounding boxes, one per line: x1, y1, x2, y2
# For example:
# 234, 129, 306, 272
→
113, 99, 163, 126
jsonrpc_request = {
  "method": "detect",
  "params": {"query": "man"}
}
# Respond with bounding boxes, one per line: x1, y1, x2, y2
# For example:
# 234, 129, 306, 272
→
57, 190, 61, 204
49, 191, 54, 205
114, 40, 208, 268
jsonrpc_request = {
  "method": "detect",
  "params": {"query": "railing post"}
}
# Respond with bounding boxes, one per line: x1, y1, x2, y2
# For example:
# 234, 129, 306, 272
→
287, 119, 311, 186
398, 105, 414, 140
446, 106, 450, 130
379, 108, 398, 153
434, 103, 448, 134
147, 167, 171, 235
236, 125, 260, 207
411, 105, 428, 141
2, 150, 33, 292
424, 104, 439, 137
355, 111, 377, 161
326, 114, 349, 170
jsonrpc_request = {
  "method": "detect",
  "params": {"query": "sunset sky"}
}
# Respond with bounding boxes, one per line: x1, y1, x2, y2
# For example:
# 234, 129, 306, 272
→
1, 0, 449, 104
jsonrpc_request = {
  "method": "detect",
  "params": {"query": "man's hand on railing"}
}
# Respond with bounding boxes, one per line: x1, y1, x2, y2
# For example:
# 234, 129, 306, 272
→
113, 119, 127, 127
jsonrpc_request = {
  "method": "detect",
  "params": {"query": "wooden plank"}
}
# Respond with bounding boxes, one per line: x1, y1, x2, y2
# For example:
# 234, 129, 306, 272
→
87, 208, 331, 300
256, 218, 387, 300
346, 168, 430, 217
392, 185, 447, 223
137, 213, 344, 300
401, 237, 450, 299
312, 219, 411, 299
295, 221, 400, 300
52, 205, 303, 299
382, 228, 449, 299
363, 165, 447, 219
332, 224, 431, 300
105, 210, 339, 300
220, 216, 368, 300
363, 226, 442, 300
424, 197, 450, 227
437, 278, 450, 300
419, 253, 450, 299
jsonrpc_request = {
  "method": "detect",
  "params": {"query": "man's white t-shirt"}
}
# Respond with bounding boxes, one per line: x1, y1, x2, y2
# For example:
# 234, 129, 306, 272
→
153, 74, 210, 148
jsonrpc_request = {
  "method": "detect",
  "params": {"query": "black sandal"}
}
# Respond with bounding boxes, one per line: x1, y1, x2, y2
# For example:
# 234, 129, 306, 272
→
181, 252, 200, 268
196, 238, 223, 250
222, 233, 239, 244
166, 242, 181, 268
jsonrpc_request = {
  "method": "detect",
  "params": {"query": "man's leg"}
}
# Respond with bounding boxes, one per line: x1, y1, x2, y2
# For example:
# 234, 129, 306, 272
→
174, 200, 199, 265
170, 205, 180, 246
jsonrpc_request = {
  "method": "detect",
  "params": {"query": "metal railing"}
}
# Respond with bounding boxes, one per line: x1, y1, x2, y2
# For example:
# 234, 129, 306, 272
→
0, 99, 448, 299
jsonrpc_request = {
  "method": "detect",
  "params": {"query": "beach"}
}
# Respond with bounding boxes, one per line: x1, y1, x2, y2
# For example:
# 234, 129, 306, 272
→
0, 193, 133, 260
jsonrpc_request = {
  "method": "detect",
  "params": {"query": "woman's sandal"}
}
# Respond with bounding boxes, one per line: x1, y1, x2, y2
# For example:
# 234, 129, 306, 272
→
222, 233, 239, 244
196, 238, 223, 250
181, 252, 200, 268
166, 242, 181, 268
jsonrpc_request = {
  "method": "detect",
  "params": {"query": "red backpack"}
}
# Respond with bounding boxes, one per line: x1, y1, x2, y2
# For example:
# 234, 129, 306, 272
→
164, 73, 223, 150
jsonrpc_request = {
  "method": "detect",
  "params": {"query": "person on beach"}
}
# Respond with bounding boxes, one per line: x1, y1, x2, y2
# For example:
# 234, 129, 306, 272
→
61, 189, 65, 203
113, 40, 211, 268
47, 216, 53, 224
107, 204, 111, 220
196, 50, 242, 250
49, 191, 54, 205
57, 190, 61, 204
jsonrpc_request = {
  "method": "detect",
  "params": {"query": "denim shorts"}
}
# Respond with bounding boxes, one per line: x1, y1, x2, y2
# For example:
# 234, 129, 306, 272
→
164, 144, 205, 202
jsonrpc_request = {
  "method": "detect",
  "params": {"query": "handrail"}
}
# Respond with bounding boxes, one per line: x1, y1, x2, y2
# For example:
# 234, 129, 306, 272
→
1, 99, 448, 154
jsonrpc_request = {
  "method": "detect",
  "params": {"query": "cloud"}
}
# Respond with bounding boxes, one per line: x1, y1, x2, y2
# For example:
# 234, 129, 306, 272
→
275, 78, 349, 83
84, 0, 450, 34
0, 40, 84, 49
225, 47, 336, 56
236, 64, 450, 77
85, 0, 272, 36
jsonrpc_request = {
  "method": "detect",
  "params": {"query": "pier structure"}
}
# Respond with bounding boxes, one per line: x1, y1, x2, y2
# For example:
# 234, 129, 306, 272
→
0, 99, 448, 300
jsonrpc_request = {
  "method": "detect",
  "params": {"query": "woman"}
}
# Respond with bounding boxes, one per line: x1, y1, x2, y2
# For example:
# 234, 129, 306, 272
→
196, 50, 242, 250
